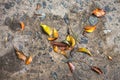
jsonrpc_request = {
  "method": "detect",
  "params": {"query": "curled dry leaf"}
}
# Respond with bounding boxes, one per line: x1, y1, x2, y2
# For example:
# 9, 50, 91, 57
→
60, 50, 67, 57
20, 21, 25, 31
84, 26, 96, 33
53, 46, 59, 53
77, 48, 93, 56
40, 24, 53, 36
62, 40, 71, 46
14, 47, 27, 61
91, 66, 103, 74
48, 28, 59, 41
66, 35, 76, 47
67, 62, 75, 73
53, 28, 59, 38
92, 8, 106, 17
36, 3, 41, 10
108, 56, 112, 60
25, 56, 32, 65
51, 41, 68, 47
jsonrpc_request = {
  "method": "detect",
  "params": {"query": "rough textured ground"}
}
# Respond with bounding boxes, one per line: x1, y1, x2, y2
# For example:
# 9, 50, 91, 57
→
0, 0, 120, 80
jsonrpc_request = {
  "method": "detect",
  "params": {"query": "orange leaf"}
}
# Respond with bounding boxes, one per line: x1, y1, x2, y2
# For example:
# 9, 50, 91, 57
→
25, 56, 32, 65
84, 26, 96, 33
20, 21, 25, 31
67, 62, 75, 73
91, 66, 103, 74
48, 37, 57, 41
92, 8, 105, 17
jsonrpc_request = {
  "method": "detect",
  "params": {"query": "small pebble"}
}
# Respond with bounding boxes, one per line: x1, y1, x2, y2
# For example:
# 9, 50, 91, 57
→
4, 17, 11, 26
42, 1, 46, 8
80, 37, 88, 44
5, 2, 15, 9
104, 5, 111, 12
103, 29, 112, 34
88, 16, 98, 26
63, 13, 70, 25
51, 72, 58, 80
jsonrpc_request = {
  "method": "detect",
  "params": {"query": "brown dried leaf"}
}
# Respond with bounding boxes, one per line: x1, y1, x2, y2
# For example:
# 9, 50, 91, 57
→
51, 41, 68, 47
91, 66, 103, 74
108, 56, 112, 60
67, 62, 75, 73
14, 47, 27, 61
92, 8, 106, 17
25, 56, 32, 65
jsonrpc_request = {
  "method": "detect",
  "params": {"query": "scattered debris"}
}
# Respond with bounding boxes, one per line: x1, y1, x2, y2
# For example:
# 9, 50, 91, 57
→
91, 66, 103, 74
84, 25, 96, 33
77, 48, 93, 56
92, 8, 106, 17
25, 56, 32, 65
67, 62, 75, 73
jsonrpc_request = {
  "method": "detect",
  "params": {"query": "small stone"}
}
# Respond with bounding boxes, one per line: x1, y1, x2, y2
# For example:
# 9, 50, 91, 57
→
4, 17, 12, 26
42, 1, 46, 8
80, 37, 88, 44
63, 13, 70, 25
51, 72, 58, 80
5, 2, 15, 9
103, 29, 112, 34
88, 16, 98, 26
49, 47, 52, 52
104, 5, 111, 12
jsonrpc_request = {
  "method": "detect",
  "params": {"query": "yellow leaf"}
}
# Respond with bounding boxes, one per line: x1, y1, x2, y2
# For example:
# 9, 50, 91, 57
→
66, 35, 75, 47
53, 46, 59, 53
40, 24, 53, 36
25, 56, 32, 65
84, 26, 96, 33
60, 51, 67, 57
53, 28, 59, 38
77, 48, 93, 56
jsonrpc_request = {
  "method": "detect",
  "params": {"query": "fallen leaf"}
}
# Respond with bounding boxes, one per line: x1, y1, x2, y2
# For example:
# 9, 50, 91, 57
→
51, 41, 68, 47
66, 35, 76, 47
48, 37, 57, 41
20, 21, 25, 31
14, 47, 27, 61
53, 46, 59, 53
60, 50, 67, 57
62, 40, 71, 46
91, 66, 103, 74
84, 26, 96, 33
40, 24, 53, 36
67, 62, 75, 73
108, 56, 112, 60
36, 3, 41, 10
92, 8, 105, 17
53, 28, 59, 38
48, 28, 59, 41
25, 56, 32, 65
77, 48, 93, 56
